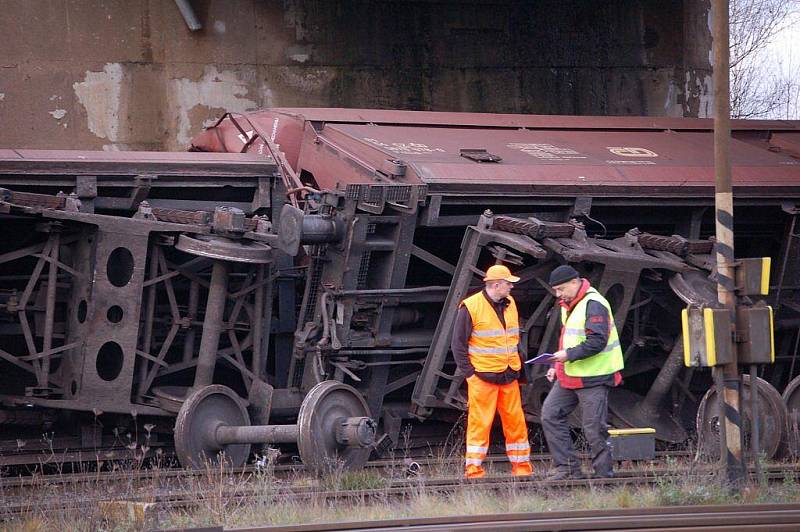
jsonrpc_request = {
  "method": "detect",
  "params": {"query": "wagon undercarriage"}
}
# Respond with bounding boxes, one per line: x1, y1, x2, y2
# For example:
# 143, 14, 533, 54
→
1, 110, 799, 469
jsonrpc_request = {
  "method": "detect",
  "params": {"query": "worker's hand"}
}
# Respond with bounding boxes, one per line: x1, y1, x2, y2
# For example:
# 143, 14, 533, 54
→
458, 367, 475, 380
551, 350, 568, 363
546, 368, 557, 382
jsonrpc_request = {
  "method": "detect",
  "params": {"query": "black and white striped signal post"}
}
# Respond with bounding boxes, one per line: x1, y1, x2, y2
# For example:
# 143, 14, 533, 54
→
682, 2, 775, 487
712, 0, 745, 487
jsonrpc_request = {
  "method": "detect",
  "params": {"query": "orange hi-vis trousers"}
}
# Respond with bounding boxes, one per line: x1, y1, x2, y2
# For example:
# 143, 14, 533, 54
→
464, 375, 533, 478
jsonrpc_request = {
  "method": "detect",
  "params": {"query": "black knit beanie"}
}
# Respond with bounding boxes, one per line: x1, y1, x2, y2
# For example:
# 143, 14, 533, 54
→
548, 265, 580, 286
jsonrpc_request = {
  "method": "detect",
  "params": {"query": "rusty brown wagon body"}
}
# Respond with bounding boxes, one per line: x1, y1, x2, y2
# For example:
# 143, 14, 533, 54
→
1, 109, 799, 469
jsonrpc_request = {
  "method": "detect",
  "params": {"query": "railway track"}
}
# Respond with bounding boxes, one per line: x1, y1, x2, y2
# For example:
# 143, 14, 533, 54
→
0, 450, 694, 488
180, 503, 800, 531
2, 461, 797, 521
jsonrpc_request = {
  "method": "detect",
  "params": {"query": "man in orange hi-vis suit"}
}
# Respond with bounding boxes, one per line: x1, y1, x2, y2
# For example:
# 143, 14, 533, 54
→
451, 264, 533, 478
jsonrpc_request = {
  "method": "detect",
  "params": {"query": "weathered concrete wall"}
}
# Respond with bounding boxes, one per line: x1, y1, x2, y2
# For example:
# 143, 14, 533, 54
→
0, 0, 712, 151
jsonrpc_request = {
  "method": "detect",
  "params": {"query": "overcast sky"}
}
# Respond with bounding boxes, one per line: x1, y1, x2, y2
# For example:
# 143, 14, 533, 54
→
769, 11, 799, 72
764, 9, 800, 118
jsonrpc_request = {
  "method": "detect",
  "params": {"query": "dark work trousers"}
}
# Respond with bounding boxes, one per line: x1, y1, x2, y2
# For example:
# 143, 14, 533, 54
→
541, 381, 613, 477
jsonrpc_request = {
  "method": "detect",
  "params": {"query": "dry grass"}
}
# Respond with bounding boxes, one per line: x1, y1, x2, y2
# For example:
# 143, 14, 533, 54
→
3, 441, 800, 531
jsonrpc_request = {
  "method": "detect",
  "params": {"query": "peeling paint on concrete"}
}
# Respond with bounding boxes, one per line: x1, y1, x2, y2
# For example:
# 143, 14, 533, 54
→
0, 93, 5, 101
49, 109, 67, 119
684, 70, 713, 118
262, 87, 275, 108
169, 66, 257, 146
286, 45, 313, 63
102, 143, 129, 151
275, 67, 336, 94
1, 1, 714, 150
707, 6, 714, 67
664, 80, 679, 116
696, 74, 713, 117
73, 63, 123, 141
684, 71, 695, 116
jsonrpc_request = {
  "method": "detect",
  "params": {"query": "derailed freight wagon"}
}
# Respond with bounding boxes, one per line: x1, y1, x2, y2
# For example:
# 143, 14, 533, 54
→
1, 109, 799, 469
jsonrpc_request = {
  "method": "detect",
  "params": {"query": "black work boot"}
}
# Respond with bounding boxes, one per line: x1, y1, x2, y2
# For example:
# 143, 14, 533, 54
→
545, 468, 586, 481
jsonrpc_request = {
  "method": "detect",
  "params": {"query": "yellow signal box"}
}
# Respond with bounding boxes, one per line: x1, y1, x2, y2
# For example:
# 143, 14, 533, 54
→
681, 307, 733, 367
735, 257, 771, 296
736, 305, 775, 364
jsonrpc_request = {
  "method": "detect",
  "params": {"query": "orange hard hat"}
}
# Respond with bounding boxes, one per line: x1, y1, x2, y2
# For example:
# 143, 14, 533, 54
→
483, 264, 520, 283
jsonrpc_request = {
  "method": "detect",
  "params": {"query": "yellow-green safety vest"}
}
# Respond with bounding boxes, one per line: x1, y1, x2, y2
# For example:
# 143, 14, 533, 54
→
560, 287, 624, 377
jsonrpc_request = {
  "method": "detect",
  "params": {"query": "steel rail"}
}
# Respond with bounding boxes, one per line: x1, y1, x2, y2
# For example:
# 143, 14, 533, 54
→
0, 450, 694, 488
2, 467, 797, 521
219, 503, 800, 531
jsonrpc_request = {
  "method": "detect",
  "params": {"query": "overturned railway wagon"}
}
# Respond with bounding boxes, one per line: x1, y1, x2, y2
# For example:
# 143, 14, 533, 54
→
1, 109, 800, 469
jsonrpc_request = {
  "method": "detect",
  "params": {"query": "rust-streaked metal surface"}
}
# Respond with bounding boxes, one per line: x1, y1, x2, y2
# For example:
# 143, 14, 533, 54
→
199, 107, 800, 131
0, 149, 277, 214
771, 133, 800, 159
191, 109, 800, 194
0, 149, 273, 175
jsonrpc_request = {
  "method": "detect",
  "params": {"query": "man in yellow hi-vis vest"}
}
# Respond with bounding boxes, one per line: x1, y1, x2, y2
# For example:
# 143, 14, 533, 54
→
541, 265, 624, 480
451, 264, 533, 479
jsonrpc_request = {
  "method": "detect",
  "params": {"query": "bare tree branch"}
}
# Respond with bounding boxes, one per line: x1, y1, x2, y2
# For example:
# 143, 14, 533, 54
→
729, 0, 800, 118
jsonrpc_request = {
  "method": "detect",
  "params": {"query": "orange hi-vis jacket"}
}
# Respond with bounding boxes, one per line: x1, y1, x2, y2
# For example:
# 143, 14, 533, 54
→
462, 292, 522, 373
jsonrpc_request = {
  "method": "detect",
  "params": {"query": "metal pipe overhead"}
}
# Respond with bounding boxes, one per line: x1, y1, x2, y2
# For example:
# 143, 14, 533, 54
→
174, 0, 202, 31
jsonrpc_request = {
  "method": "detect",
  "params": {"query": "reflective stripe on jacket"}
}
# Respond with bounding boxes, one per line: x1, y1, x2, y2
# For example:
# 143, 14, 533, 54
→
462, 292, 521, 373
560, 287, 624, 377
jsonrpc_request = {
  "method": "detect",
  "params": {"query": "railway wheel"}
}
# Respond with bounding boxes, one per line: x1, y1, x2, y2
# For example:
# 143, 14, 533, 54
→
522, 379, 552, 424
523, 379, 581, 427
174, 384, 252, 469
297, 380, 375, 474
696, 375, 786, 460
781, 374, 800, 456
